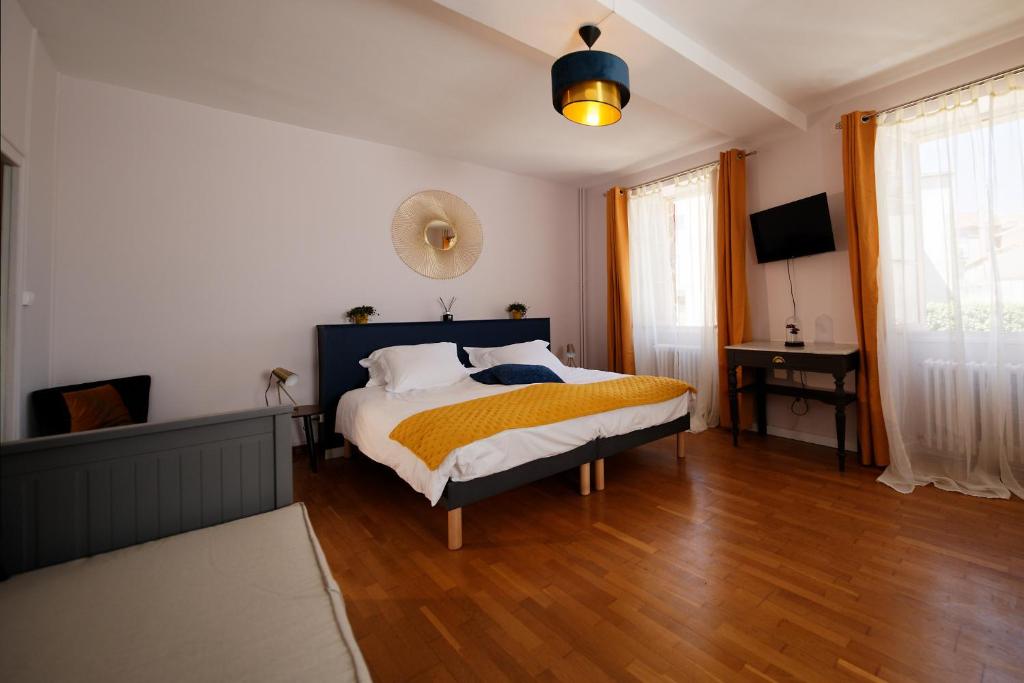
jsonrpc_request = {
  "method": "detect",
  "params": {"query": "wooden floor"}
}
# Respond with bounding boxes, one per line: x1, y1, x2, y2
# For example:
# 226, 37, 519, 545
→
295, 429, 1024, 682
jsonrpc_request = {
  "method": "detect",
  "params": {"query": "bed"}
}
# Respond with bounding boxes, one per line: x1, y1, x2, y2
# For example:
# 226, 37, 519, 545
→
317, 319, 691, 550
0, 406, 371, 683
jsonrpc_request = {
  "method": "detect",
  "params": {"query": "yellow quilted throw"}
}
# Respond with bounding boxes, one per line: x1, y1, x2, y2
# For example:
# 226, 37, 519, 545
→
390, 376, 693, 470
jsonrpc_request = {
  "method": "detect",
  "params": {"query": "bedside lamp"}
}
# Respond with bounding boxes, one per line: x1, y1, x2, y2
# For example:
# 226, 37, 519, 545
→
265, 367, 298, 406
565, 344, 578, 368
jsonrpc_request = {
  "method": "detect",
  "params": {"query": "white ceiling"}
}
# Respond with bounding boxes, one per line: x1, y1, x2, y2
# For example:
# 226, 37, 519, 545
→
637, 0, 1024, 109
19, 0, 1024, 185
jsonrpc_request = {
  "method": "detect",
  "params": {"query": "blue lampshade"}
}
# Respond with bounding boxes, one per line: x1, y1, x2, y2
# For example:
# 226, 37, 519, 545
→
551, 26, 630, 126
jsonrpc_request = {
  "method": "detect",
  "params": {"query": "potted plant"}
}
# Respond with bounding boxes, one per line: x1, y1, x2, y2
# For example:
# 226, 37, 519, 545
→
345, 306, 379, 325
506, 302, 528, 320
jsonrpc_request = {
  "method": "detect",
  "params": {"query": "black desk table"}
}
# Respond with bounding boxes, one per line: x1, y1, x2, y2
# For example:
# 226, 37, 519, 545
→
724, 341, 859, 471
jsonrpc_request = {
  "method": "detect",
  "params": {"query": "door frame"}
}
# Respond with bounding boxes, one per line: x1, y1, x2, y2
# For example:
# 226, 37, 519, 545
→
1, 135, 27, 441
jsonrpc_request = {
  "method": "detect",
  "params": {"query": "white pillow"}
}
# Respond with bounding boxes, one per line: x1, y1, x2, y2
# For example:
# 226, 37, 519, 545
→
463, 346, 495, 369
360, 342, 469, 393
357, 356, 387, 387
468, 340, 564, 371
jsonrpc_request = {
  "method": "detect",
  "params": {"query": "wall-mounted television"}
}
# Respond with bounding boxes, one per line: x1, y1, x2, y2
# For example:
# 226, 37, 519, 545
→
750, 192, 835, 263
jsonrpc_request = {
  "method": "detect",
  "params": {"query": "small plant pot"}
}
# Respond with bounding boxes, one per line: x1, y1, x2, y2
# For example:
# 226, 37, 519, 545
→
351, 314, 369, 325
510, 310, 525, 320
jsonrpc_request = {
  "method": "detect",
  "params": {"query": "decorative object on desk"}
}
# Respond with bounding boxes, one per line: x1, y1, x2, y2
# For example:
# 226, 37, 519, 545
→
814, 314, 835, 343
785, 316, 805, 347
265, 367, 298, 406
565, 343, 578, 368
391, 190, 482, 280
551, 24, 630, 127
345, 305, 378, 324
439, 297, 456, 322
506, 302, 528, 320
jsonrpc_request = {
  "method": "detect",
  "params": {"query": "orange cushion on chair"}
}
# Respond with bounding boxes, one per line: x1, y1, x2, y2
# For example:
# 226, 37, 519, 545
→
62, 384, 134, 432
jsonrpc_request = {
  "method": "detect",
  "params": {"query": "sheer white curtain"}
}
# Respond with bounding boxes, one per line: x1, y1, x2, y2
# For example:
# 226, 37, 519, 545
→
628, 167, 719, 432
875, 69, 1024, 499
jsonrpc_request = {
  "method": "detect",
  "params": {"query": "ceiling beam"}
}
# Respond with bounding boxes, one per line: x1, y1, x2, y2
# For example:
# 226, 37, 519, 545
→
595, 0, 807, 130
432, 0, 807, 134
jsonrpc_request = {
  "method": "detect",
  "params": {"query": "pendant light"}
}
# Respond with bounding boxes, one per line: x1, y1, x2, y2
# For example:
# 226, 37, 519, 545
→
551, 25, 630, 126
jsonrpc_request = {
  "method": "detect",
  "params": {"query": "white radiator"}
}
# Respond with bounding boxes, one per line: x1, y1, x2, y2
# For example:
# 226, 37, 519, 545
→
921, 359, 1024, 458
654, 344, 701, 383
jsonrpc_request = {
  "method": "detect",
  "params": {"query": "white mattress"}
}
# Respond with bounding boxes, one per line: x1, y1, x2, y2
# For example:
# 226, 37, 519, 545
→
338, 367, 689, 505
0, 504, 371, 683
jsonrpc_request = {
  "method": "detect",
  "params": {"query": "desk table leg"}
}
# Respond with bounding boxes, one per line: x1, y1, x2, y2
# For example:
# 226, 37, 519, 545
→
755, 368, 767, 437
728, 365, 740, 446
833, 372, 846, 472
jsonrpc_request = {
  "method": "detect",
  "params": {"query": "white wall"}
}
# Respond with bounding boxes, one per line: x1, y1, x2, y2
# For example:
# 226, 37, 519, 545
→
51, 77, 581, 424
583, 38, 1024, 448
1, 0, 58, 438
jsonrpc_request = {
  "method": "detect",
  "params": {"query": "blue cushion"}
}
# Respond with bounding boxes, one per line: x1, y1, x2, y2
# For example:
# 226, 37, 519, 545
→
470, 364, 564, 386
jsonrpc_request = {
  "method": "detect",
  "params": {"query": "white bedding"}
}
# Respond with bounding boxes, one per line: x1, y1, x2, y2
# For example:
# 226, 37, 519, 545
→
338, 367, 689, 505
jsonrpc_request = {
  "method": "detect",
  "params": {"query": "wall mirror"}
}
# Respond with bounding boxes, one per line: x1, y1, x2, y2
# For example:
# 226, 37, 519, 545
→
424, 219, 457, 251
392, 190, 482, 279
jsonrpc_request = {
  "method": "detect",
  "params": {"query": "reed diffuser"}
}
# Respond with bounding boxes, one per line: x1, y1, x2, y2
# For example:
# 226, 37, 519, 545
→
439, 297, 456, 321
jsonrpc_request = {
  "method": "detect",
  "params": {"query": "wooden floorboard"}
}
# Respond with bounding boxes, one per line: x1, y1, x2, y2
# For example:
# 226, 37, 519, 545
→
295, 429, 1024, 682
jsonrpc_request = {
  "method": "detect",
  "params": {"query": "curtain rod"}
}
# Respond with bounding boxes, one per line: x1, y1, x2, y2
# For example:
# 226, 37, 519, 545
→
833, 65, 1023, 129
626, 150, 757, 192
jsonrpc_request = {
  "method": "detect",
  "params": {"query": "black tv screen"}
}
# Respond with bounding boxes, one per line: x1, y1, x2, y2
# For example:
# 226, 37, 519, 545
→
750, 192, 835, 263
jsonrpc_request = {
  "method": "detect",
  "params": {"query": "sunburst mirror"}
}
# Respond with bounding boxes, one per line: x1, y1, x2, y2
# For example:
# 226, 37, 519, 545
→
391, 190, 483, 279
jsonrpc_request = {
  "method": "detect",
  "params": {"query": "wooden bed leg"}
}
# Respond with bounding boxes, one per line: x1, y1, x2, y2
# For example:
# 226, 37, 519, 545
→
580, 463, 591, 496
447, 508, 463, 550
342, 440, 353, 459
594, 458, 605, 491
676, 432, 686, 459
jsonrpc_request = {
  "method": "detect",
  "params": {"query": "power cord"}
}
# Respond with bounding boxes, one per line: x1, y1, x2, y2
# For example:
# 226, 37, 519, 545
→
787, 258, 797, 319
791, 370, 810, 416
786, 258, 809, 416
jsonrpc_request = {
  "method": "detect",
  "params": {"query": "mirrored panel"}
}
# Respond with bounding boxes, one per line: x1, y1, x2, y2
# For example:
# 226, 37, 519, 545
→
424, 219, 458, 251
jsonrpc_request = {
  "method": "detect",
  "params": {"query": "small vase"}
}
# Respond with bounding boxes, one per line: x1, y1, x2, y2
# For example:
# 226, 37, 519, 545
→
442, 313, 454, 321
510, 310, 524, 320
352, 314, 368, 325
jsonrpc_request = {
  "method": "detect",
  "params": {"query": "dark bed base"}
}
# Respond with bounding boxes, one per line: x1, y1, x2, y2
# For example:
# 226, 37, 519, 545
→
316, 318, 691, 549
440, 413, 690, 509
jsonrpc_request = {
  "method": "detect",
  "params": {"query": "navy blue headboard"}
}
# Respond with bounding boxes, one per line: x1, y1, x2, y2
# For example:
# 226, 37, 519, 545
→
316, 318, 551, 445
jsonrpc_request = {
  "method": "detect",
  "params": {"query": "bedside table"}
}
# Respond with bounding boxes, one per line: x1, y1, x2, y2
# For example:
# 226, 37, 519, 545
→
291, 404, 325, 472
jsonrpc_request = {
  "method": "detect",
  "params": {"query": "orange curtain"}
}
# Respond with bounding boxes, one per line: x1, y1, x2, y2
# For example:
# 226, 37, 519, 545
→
716, 149, 752, 428
606, 187, 635, 374
842, 112, 890, 467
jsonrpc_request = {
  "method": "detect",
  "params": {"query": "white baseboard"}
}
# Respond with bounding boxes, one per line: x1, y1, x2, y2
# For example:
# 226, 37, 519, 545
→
755, 424, 839, 449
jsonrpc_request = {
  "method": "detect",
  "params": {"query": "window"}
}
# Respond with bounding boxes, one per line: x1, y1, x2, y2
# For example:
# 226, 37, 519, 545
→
875, 71, 1024, 499
627, 167, 718, 431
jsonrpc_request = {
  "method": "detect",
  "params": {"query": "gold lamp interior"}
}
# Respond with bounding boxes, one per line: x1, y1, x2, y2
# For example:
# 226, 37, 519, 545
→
560, 80, 622, 126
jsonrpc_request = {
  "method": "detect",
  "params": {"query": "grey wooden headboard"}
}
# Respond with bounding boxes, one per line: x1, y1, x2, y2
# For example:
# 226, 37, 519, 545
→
1, 405, 293, 577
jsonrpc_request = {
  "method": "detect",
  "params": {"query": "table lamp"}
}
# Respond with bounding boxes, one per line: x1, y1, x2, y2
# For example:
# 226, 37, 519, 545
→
265, 367, 298, 405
